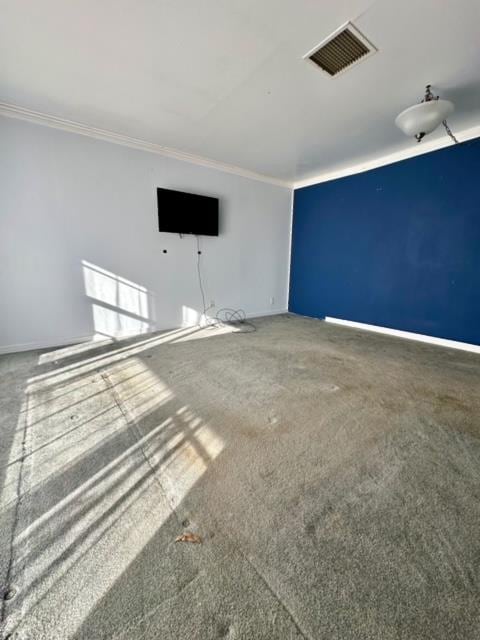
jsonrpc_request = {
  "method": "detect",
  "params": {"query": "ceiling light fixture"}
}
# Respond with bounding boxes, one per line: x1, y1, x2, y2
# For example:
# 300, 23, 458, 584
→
395, 84, 458, 144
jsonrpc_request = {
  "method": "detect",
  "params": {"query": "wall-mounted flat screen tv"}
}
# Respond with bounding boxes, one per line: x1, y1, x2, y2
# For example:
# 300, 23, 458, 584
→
157, 187, 219, 236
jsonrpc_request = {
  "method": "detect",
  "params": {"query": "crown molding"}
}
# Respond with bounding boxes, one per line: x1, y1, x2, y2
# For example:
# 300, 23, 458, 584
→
293, 122, 480, 189
3, 101, 478, 192
0, 101, 293, 189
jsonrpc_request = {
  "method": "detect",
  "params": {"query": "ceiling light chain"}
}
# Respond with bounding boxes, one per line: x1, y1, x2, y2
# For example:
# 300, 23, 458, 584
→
442, 119, 459, 144
418, 85, 459, 145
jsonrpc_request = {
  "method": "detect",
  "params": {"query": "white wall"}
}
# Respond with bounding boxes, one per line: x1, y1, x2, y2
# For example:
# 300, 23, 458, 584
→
0, 117, 292, 353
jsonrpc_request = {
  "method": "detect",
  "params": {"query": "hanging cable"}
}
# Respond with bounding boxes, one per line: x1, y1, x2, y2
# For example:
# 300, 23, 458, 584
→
195, 235, 210, 323
214, 308, 256, 333
194, 236, 256, 333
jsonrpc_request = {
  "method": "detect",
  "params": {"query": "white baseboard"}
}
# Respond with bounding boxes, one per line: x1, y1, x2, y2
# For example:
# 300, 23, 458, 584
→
245, 308, 288, 319
0, 334, 95, 356
325, 316, 480, 354
0, 309, 288, 355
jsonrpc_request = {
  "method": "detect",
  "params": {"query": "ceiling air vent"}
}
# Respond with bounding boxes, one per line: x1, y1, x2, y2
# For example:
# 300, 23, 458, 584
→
305, 23, 377, 77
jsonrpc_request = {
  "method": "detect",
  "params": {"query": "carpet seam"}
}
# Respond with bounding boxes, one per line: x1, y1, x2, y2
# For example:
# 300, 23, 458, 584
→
237, 549, 312, 639
100, 369, 182, 527
0, 390, 32, 636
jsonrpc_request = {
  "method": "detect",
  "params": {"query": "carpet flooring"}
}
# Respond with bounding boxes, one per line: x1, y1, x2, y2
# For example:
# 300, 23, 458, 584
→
1, 314, 479, 639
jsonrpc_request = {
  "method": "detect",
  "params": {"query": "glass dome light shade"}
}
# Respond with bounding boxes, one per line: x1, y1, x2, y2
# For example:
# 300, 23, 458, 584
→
395, 99, 454, 137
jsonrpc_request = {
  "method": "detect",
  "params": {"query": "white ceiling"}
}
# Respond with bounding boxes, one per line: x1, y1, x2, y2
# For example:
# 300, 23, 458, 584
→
1, 0, 479, 185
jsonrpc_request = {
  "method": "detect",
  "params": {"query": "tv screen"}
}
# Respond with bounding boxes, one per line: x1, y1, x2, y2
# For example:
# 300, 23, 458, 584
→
157, 188, 219, 236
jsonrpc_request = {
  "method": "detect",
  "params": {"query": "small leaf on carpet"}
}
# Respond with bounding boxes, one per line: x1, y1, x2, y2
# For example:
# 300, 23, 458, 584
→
175, 532, 202, 544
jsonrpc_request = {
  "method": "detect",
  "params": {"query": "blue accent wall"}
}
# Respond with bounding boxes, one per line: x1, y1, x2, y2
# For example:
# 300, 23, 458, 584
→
289, 138, 480, 345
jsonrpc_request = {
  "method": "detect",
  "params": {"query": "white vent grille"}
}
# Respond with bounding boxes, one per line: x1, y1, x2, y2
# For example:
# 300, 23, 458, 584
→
305, 23, 377, 77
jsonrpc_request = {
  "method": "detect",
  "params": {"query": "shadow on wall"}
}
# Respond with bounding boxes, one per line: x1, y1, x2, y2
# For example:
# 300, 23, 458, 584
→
82, 260, 155, 339
81, 263, 223, 340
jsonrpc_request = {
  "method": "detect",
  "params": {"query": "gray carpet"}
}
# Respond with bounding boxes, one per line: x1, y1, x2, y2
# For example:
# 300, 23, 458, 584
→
1, 314, 479, 639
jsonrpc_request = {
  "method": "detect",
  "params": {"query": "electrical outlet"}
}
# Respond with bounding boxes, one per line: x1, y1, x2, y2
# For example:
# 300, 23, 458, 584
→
270, 296, 275, 306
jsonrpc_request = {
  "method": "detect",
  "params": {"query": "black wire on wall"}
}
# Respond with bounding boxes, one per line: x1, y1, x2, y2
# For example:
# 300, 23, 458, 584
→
195, 235, 256, 333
